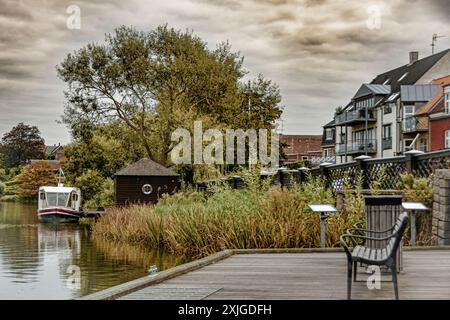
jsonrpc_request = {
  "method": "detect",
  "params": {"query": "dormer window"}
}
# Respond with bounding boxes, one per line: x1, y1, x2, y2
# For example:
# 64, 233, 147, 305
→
398, 72, 408, 82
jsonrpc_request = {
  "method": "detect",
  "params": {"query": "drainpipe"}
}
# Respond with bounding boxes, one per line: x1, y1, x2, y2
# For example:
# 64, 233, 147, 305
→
365, 104, 368, 156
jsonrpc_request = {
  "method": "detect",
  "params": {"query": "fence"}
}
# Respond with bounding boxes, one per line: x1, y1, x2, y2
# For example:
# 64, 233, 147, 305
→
196, 149, 450, 193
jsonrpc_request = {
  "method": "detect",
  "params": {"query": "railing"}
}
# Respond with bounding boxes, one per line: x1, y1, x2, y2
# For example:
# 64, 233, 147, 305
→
382, 138, 392, 150
403, 116, 418, 133
335, 109, 376, 125
310, 156, 336, 165
196, 150, 450, 194
336, 139, 377, 155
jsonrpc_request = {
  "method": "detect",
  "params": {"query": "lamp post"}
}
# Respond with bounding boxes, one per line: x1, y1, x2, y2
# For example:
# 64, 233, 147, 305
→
308, 204, 337, 248
402, 202, 428, 246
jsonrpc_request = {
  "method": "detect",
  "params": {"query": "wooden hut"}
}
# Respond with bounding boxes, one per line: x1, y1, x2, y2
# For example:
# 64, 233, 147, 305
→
114, 158, 180, 205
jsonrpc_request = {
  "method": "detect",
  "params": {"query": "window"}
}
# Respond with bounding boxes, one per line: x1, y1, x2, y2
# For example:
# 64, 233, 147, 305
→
384, 104, 392, 114
383, 124, 392, 139
302, 156, 308, 161
446, 131, 450, 149
324, 148, 332, 157
403, 105, 415, 118
445, 87, 450, 114
419, 138, 427, 152
325, 128, 334, 140
404, 139, 414, 151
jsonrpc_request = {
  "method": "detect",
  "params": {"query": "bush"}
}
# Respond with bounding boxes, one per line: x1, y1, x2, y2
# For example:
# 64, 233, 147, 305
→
15, 161, 55, 200
75, 170, 114, 209
92, 174, 362, 258
0, 181, 5, 197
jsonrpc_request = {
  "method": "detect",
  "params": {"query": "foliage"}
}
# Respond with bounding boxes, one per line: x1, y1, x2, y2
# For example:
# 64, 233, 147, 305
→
74, 170, 114, 209
15, 161, 56, 199
396, 173, 434, 245
0, 181, 5, 197
62, 122, 145, 181
92, 175, 360, 258
58, 24, 282, 165
1, 123, 45, 168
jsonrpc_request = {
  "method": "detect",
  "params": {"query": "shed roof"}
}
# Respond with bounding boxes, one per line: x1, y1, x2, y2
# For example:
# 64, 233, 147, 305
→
353, 84, 391, 99
115, 158, 179, 177
400, 84, 441, 102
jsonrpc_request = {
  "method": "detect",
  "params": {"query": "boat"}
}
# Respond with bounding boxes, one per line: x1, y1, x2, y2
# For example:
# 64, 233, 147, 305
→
37, 185, 82, 223
37, 169, 82, 223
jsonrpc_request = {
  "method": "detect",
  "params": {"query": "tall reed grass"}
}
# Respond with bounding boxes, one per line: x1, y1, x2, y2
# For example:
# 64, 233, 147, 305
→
92, 175, 363, 258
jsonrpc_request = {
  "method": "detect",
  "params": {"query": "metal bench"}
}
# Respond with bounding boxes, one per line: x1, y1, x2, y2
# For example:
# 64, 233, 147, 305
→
340, 213, 409, 300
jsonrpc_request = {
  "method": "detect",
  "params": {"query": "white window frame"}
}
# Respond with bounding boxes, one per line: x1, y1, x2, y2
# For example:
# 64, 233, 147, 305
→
445, 87, 450, 114
445, 130, 450, 149
325, 128, 333, 140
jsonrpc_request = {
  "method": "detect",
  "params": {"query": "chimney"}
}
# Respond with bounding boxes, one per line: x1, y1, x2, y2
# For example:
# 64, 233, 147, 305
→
409, 51, 419, 64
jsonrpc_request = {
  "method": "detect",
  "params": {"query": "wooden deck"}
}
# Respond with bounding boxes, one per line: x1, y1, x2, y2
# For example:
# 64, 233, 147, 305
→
117, 249, 450, 300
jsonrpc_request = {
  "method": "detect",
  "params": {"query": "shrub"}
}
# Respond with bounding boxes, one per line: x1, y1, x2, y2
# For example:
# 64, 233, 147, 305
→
75, 170, 114, 209
92, 174, 361, 258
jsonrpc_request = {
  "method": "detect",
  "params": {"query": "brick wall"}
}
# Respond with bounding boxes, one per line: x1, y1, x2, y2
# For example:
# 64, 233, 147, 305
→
433, 170, 450, 245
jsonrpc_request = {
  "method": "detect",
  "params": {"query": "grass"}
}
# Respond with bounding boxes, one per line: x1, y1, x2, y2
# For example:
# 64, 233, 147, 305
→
92, 174, 364, 259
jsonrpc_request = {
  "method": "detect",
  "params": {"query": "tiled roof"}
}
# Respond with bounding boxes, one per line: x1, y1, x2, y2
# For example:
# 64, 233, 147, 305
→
416, 75, 450, 115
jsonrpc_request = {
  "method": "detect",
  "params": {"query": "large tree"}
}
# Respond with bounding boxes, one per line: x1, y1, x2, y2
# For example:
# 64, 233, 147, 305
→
58, 25, 282, 165
1, 123, 45, 168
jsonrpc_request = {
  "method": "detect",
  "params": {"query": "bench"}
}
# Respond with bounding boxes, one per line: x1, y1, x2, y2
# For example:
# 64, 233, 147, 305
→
340, 213, 409, 300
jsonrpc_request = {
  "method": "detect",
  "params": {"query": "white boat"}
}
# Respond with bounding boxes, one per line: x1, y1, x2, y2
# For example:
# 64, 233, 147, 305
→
37, 184, 82, 223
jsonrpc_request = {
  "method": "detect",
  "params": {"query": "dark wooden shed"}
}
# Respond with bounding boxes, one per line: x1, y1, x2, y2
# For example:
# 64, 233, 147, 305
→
114, 158, 180, 205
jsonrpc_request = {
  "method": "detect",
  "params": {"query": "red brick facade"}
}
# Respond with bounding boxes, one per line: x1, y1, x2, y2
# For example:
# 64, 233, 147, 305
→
280, 135, 322, 163
430, 115, 450, 151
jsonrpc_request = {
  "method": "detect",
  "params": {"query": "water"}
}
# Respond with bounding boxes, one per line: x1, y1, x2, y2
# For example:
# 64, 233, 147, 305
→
0, 202, 184, 299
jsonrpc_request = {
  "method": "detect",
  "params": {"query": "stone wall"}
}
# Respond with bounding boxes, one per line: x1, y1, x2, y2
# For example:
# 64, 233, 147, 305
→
433, 170, 450, 245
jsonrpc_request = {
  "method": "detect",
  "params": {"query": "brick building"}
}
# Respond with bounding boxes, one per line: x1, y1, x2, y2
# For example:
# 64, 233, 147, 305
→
280, 135, 322, 164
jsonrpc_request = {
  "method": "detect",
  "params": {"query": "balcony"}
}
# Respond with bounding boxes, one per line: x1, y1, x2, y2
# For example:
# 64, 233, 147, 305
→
403, 116, 427, 134
335, 109, 376, 125
336, 139, 377, 155
382, 138, 392, 150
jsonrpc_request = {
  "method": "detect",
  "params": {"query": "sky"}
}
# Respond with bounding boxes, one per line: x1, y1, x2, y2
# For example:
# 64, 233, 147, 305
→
1, 0, 450, 145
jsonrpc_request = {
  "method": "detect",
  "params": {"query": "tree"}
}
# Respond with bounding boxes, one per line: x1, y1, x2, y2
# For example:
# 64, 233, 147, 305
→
15, 161, 56, 199
1, 123, 45, 168
58, 25, 282, 165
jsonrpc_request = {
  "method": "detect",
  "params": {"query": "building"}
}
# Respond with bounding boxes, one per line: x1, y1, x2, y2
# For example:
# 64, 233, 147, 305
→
428, 76, 450, 151
324, 49, 450, 163
321, 120, 336, 158
114, 158, 180, 205
280, 135, 322, 164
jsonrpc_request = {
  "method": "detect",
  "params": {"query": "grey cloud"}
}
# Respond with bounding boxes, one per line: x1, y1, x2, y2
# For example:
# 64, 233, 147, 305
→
1, 0, 450, 143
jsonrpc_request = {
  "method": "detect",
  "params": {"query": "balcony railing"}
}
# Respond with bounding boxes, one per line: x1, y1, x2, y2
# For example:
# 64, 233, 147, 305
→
336, 139, 377, 155
403, 116, 417, 133
335, 109, 376, 125
382, 138, 392, 150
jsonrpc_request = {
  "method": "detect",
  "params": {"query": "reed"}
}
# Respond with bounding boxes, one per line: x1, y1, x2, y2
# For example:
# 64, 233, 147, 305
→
92, 176, 363, 259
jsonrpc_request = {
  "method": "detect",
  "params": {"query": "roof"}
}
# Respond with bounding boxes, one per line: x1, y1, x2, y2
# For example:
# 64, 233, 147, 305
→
416, 75, 450, 115
30, 159, 61, 170
45, 144, 62, 155
371, 49, 450, 92
323, 119, 335, 128
353, 84, 391, 99
400, 84, 441, 102
115, 158, 179, 177
39, 186, 79, 193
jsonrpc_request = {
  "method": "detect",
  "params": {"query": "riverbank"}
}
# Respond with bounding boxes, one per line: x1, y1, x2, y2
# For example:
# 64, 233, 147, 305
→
92, 177, 364, 258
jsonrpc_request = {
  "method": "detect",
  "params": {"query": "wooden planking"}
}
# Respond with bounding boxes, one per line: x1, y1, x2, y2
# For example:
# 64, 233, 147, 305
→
118, 250, 450, 300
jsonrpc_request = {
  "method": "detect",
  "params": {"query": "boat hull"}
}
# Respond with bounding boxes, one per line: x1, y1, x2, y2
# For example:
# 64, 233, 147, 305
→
38, 208, 82, 223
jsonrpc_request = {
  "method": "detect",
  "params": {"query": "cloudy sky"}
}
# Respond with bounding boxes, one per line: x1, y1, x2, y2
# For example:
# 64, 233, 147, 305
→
1, 0, 450, 144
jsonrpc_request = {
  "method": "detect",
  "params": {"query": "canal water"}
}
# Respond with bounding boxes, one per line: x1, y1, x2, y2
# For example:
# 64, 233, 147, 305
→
0, 202, 184, 299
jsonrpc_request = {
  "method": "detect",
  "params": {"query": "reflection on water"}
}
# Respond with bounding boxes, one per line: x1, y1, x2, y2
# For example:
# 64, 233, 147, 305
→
0, 202, 185, 299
